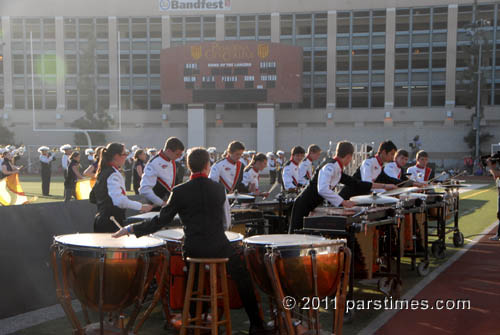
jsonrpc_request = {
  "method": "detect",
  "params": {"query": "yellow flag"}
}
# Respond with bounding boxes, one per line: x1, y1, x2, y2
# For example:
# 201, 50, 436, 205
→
75, 178, 96, 200
0, 174, 32, 206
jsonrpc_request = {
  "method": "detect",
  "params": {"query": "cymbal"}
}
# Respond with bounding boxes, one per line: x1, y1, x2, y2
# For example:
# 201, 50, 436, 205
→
382, 187, 419, 196
350, 194, 399, 205
227, 193, 255, 200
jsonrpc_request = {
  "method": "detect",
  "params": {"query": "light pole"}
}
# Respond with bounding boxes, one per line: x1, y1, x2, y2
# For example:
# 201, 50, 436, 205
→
466, 17, 490, 163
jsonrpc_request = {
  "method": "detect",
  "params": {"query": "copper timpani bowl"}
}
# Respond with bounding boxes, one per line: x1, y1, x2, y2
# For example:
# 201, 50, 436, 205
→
53, 233, 165, 312
243, 234, 346, 299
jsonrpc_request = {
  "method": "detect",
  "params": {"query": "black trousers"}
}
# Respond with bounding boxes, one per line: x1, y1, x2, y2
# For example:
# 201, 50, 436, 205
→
289, 187, 323, 233
125, 171, 132, 191
269, 170, 277, 185
41, 170, 51, 195
189, 253, 263, 327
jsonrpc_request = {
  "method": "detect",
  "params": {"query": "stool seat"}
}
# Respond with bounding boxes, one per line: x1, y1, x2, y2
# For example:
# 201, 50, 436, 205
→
180, 258, 232, 335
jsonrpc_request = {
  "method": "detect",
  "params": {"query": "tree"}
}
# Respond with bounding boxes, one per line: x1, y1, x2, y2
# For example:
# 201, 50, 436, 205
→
0, 119, 15, 145
459, 2, 494, 158
71, 27, 113, 146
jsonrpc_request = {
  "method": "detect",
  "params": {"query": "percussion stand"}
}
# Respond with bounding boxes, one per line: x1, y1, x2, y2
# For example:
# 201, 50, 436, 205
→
50, 245, 85, 335
133, 249, 169, 333
333, 247, 351, 335
264, 251, 295, 335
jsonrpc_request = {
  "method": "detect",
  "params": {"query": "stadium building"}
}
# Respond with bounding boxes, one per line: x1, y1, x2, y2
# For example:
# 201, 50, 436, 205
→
0, 0, 499, 166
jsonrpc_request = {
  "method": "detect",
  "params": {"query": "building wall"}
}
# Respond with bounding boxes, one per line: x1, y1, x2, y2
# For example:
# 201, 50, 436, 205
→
0, 0, 499, 166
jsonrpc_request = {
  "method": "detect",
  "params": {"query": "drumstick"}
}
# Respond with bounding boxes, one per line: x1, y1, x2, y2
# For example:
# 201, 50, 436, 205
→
110, 216, 124, 230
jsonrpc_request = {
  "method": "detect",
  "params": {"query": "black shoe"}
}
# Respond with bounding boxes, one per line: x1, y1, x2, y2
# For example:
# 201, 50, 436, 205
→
249, 323, 275, 335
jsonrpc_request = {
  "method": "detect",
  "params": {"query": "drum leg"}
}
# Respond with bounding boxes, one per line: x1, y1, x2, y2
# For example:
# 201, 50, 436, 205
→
243, 248, 265, 322
51, 245, 84, 335
81, 304, 90, 326
126, 255, 150, 333
264, 252, 295, 335
135, 250, 169, 333
309, 250, 320, 335
98, 252, 105, 335
333, 247, 351, 335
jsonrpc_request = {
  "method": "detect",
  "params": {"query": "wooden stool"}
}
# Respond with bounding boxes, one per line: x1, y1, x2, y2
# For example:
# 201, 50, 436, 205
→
180, 257, 232, 335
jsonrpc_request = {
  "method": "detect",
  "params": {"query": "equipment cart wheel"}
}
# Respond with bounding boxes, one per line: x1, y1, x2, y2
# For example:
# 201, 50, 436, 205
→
417, 261, 430, 277
431, 240, 446, 259
453, 231, 465, 247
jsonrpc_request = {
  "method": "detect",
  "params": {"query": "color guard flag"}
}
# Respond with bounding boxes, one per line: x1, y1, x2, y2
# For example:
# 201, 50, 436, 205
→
0, 174, 33, 206
75, 178, 96, 200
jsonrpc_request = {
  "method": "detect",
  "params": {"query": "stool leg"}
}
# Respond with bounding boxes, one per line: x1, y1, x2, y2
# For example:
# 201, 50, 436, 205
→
195, 264, 206, 335
210, 264, 218, 335
219, 264, 232, 334
181, 262, 196, 335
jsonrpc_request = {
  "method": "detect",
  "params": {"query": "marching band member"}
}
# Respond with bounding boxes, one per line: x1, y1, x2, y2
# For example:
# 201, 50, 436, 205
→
282, 146, 305, 192
132, 149, 147, 195
139, 137, 185, 208
339, 140, 398, 199
276, 150, 286, 186
407, 150, 434, 183
298, 144, 322, 186
209, 140, 247, 193
85, 148, 95, 165
123, 149, 133, 191
207, 147, 217, 165
60, 144, 72, 178
242, 153, 269, 197
146, 148, 158, 162
290, 141, 397, 233
64, 152, 84, 202
83, 146, 104, 179
112, 148, 272, 335
1, 150, 21, 178
90, 143, 152, 232
267, 152, 277, 184
39, 146, 56, 196
0, 147, 5, 166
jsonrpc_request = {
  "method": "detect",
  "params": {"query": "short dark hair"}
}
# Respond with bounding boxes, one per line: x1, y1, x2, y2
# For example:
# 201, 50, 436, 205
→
395, 149, 409, 158
378, 140, 397, 154
164, 137, 185, 152
291, 146, 305, 156
416, 150, 428, 159
187, 147, 210, 173
227, 140, 245, 153
336, 141, 354, 158
307, 144, 322, 154
251, 153, 268, 165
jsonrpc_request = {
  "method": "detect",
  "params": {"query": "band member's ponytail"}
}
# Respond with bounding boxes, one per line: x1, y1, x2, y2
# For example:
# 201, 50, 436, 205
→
96, 143, 124, 175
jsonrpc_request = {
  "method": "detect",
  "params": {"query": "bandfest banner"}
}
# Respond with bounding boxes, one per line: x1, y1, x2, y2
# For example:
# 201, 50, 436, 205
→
159, 0, 231, 11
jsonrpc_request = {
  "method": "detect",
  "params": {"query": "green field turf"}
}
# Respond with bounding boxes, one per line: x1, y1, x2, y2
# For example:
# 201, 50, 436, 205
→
10, 179, 500, 335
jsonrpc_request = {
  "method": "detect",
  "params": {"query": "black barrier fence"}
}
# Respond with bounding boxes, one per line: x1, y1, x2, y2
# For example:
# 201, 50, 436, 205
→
0, 200, 140, 319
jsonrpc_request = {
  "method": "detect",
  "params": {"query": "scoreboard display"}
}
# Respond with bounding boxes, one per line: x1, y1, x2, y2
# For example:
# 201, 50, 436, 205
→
161, 41, 303, 104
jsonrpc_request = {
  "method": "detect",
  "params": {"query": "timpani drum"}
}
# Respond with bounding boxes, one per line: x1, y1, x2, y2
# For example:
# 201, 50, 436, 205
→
243, 234, 346, 298
152, 229, 244, 314
51, 233, 166, 334
243, 234, 350, 335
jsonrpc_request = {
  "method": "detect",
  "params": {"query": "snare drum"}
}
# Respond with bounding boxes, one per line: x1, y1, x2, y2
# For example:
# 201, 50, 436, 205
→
51, 233, 166, 333
152, 229, 243, 311
244, 234, 346, 299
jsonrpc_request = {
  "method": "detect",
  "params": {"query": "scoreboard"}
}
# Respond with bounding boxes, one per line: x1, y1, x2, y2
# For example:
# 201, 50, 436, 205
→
161, 41, 303, 104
